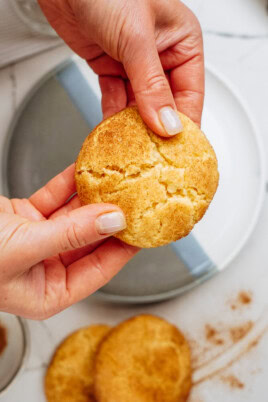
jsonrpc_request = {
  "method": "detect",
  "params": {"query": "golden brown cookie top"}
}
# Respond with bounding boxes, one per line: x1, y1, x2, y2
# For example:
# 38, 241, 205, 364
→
75, 107, 219, 247
45, 325, 111, 402
94, 314, 192, 402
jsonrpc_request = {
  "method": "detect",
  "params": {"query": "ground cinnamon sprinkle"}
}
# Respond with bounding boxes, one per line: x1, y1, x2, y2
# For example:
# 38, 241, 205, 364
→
230, 321, 253, 343
0, 323, 7, 356
191, 288, 263, 389
205, 324, 224, 346
231, 291, 252, 310
248, 338, 259, 349
238, 291, 252, 305
221, 374, 244, 389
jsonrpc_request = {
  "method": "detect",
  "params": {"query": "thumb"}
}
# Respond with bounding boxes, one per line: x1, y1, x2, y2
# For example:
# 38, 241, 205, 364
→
122, 31, 183, 137
14, 205, 126, 271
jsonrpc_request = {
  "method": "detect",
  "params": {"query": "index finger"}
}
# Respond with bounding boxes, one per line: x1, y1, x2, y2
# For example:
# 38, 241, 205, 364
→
170, 56, 204, 127
159, 23, 204, 126
29, 164, 76, 217
65, 237, 139, 305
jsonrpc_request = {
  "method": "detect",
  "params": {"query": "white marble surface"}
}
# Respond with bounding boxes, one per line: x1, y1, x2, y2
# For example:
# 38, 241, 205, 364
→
0, 1, 268, 401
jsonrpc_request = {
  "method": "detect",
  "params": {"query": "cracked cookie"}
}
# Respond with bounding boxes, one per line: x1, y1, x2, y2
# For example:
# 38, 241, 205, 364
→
75, 106, 219, 248
93, 314, 192, 402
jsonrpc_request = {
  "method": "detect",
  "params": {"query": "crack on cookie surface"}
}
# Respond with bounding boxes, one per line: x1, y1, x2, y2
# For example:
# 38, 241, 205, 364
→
78, 154, 209, 227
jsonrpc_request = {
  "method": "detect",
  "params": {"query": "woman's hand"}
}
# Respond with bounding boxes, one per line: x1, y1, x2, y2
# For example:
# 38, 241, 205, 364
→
1, 0, 204, 319
0, 165, 138, 319
38, 0, 204, 135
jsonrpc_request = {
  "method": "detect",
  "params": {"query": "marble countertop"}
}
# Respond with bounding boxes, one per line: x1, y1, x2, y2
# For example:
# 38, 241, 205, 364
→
0, 0, 268, 401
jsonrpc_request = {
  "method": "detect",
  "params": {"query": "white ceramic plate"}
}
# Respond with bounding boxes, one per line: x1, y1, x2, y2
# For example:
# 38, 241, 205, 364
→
97, 64, 265, 302
3, 60, 265, 302
189, 65, 265, 273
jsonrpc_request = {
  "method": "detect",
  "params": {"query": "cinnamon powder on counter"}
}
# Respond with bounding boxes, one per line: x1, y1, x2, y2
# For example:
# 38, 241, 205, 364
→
191, 289, 262, 392
231, 291, 252, 310
221, 374, 244, 389
205, 325, 224, 346
230, 321, 253, 343
238, 291, 252, 305
0, 323, 7, 356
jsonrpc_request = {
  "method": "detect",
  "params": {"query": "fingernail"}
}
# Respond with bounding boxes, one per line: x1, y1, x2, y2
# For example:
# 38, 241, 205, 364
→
96, 212, 126, 235
159, 107, 183, 136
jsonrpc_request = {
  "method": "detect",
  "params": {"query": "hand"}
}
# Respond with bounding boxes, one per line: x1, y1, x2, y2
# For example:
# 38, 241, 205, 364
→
0, 165, 138, 319
38, 0, 204, 135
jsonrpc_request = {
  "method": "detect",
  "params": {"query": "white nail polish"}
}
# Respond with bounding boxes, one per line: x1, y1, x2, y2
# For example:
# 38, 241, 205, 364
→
96, 212, 126, 235
159, 107, 183, 136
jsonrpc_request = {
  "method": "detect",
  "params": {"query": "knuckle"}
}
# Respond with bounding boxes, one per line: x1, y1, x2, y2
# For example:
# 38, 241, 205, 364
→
0, 287, 8, 310
118, 239, 139, 257
147, 73, 169, 90
41, 298, 66, 320
0, 195, 9, 204
187, 18, 203, 46
90, 253, 109, 283
117, 7, 150, 60
59, 217, 89, 251
135, 73, 169, 96
0, 196, 12, 213
187, 9, 202, 31
193, 15, 202, 35
65, 223, 86, 250
32, 308, 57, 321
31, 311, 49, 321
40, 306, 61, 320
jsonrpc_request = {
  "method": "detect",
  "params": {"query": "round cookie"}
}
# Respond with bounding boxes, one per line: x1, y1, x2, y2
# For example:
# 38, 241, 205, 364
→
75, 106, 219, 248
94, 315, 192, 402
45, 325, 111, 402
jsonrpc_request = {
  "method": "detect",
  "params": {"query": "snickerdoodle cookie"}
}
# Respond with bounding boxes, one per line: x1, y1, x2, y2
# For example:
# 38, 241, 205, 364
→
45, 325, 111, 402
93, 314, 192, 402
75, 107, 219, 248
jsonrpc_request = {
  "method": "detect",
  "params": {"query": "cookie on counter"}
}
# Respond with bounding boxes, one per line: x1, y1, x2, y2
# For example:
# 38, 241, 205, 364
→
45, 325, 111, 402
93, 314, 192, 402
75, 107, 219, 248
